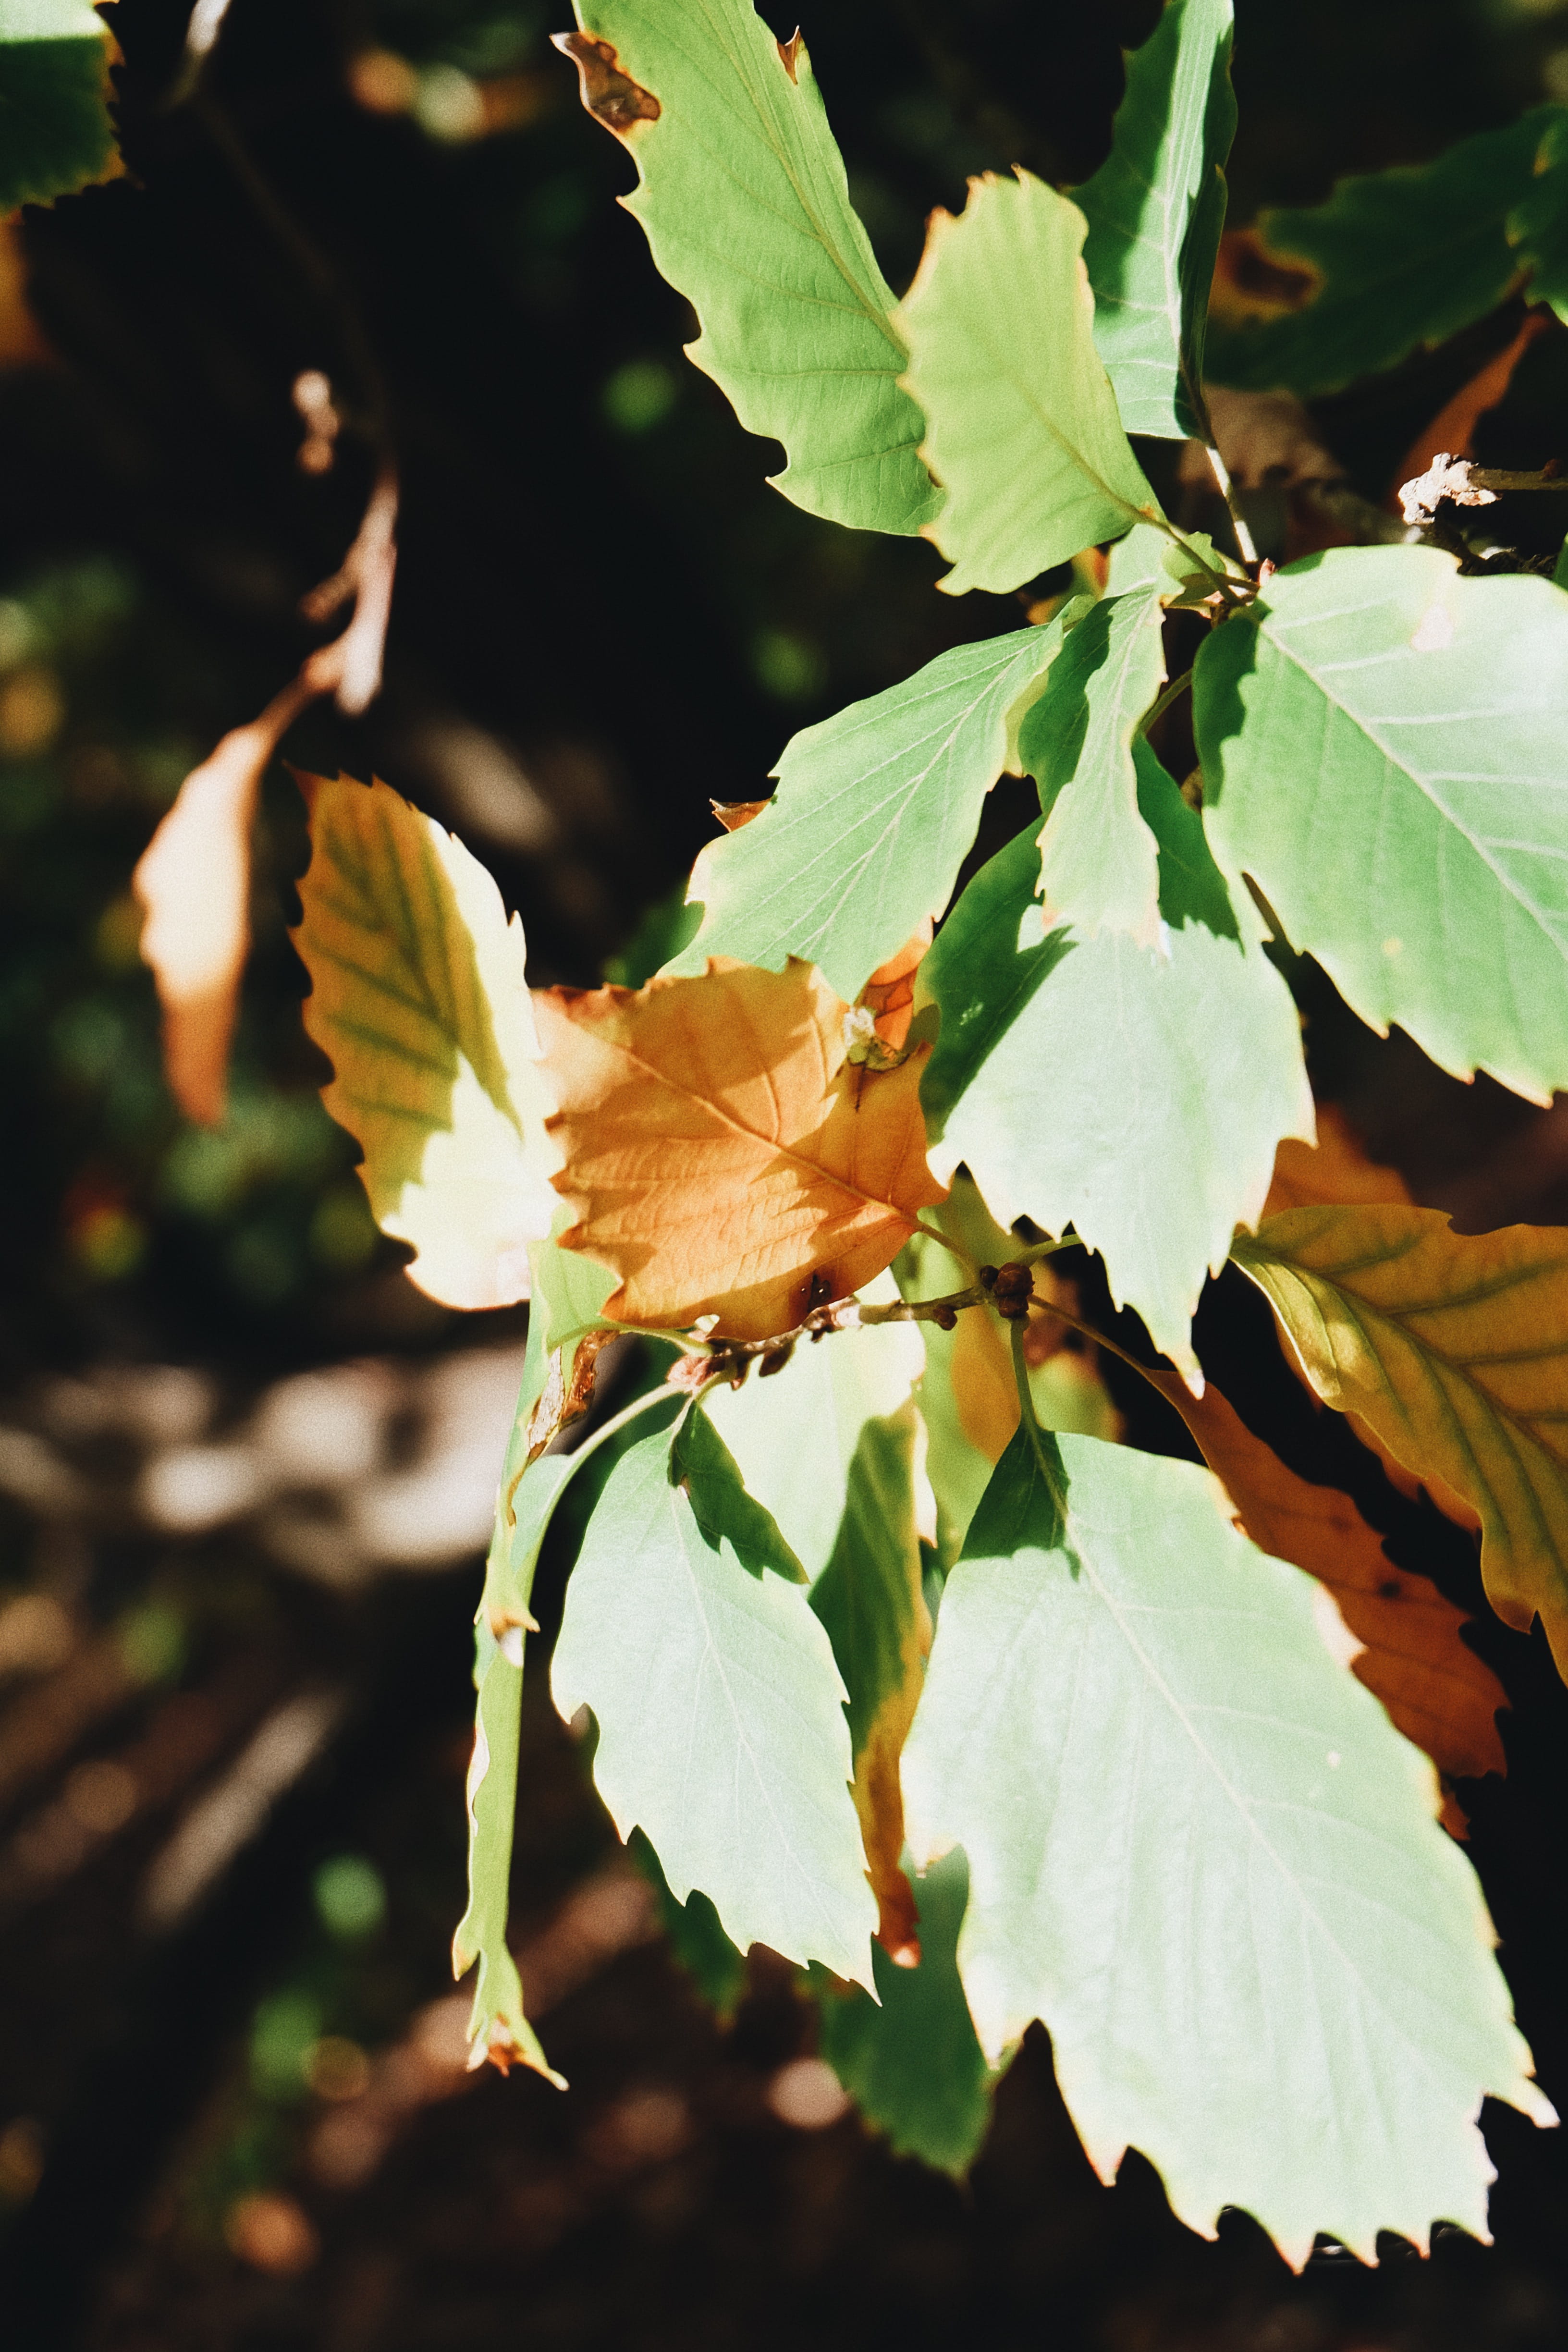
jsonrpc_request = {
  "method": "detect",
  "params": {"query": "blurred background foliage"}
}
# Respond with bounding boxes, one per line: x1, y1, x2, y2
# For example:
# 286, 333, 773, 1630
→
8, 0, 1568, 2344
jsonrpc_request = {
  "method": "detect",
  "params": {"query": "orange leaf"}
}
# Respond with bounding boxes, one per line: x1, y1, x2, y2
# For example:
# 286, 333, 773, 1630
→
1392, 312, 1551, 496
1264, 1102, 1411, 1218
534, 956, 946, 1341
133, 681, 312, 1126
1150, 1372, 1507, 1804
855, 921, 932, 1056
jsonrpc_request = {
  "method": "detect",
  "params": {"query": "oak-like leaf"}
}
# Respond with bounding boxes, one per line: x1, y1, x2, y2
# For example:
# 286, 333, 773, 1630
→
533, 957, 946, 1342
903, 1427, 1552, 2262
898, 169, 1162, 597
557, 0, 937, 535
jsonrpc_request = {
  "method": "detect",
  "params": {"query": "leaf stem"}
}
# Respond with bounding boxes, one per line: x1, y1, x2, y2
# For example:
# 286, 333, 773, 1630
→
1009, 1316, 1069, 1515
1137, 669, 1194, 739
1204, 444, 1260, 569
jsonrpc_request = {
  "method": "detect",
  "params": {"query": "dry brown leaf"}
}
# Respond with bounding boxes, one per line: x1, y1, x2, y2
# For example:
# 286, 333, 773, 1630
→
533, 956, 946, 1341
710, 798, 771, 833
1178, 385, 1344, 494
133, 676, 315, 1126
855, 921, 932, 1057
1150, 1372, 1507, 1807
1264, 1102, 1412, 1218
1209, 227, 1322, 327
524, 1330, 614, 1463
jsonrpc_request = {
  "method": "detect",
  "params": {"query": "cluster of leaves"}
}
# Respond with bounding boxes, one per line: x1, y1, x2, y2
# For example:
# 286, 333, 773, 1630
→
270, 0, 1568, 2276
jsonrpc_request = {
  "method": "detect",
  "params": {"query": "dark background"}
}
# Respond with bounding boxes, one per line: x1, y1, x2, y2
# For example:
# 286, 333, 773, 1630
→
4, 0, 1568, 2343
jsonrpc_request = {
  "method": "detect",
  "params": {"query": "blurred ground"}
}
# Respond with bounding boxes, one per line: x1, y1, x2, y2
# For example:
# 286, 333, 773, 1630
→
6, 0, 1568, 2344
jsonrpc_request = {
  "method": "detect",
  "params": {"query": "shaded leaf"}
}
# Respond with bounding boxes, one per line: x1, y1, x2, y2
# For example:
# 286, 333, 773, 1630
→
898, 169, 1161, 597
557, 0, 937, 535
628, 1828, 748, 2022
919, 754, 1311, 1377
534, 957, 945, 1342
1076, 0, 1236, 439
1233, 1204, 1568, 1677
810, 1406, 931, 1959
672, 1404, 806, 1583
0, 0, 119, 215
550, 1418, 877, 1986
1197, 546, 1568, 1103
1509, 110, 1568, 323
1020, 587, 1167, 943
811, 1848, 994, 2176
668, 623, 1072, 1002
1205, 112, 1552, 397
293, 772, 556, 1308
903, 1426, 1552, 2262
1148, 1371, 1507, 1795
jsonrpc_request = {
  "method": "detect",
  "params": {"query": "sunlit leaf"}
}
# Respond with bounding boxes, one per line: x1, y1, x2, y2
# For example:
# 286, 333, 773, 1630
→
557, 0, 938, 534
1233, 1204, 1568, 1678
1264, 1102, 1411, 1218
903, 1426, 1553, 2262
534, 957, 946, 1342
1148, 1370, 1507, 1801
898, 169, 1161, 597
1205, 111, 1552, 397
811, 1848, 995, 2176
919, 752, 1311, 1377
668, 620, 1075, 1003
551, 1412, 877, 1986
293, 772, 556, 1309
1021, 588, 1167, 943
1076, 0, 1235, 439
1196, 547, 1568, 1103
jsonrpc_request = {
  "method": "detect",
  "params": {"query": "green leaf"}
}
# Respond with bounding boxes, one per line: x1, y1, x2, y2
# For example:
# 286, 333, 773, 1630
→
702, 1269, 926, 1580
672, 1403, 806, 1582
1020, 588, 1167, 942
1195, 545, 1568, 1103
903, 1426, 1553, 2261
1232, 1204, 1568, 1678
811, 1849, 994, 2176
898, 169, 1162, 597
293, 772, 556, 1309
668, 619, 1077, 1002
558, 0, 937, 536
0, 0, 117, 215
550, 1419, 878, 1986
1510, 110, 1568, 323
1076, 0, 1236, 440
810, 1403, 931, 1955
1205, 111, 1552, 398
918, 753, 1311, 1376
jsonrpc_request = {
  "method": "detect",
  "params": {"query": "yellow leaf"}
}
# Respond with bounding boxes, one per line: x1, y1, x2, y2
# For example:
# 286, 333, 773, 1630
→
1148, 1371, 1507, 1816
292, 770, 556, 1309
1234, 1205, 1568, 1675
533, 957, 946, 1341
1263, 1101, 1411, 1218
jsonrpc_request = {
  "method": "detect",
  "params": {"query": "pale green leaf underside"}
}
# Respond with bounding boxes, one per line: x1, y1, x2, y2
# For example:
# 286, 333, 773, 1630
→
551, 1422, 877, 1986
294, 776, 555, 1309
919, 762, 1311, 1376
899, 170, 1161, 597
571, 0, 938, 536
669, 621, 1071, 1001
1076, 0, 1235, 440
703, 1270, 922, 1579
1205, 111, 1552, 398
1196, 544, 1568, 1103
903, 1429, 1551, 2262
1024, 587, 1167, 942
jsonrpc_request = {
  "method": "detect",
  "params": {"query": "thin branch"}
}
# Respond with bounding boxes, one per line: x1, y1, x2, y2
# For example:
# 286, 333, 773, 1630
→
1204, 442, 1259, 569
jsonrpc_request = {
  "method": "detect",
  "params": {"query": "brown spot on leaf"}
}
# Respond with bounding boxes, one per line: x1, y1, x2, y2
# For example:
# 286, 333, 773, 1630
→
525, 1330, 613, 1465
551, 31, 661, 139
711, 798, 771, 833
776, 30, 804, 82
